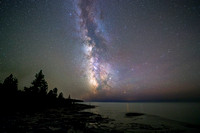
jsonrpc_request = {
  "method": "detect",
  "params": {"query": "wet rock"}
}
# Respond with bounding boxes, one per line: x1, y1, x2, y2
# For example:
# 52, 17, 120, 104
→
125, 112, 144, 117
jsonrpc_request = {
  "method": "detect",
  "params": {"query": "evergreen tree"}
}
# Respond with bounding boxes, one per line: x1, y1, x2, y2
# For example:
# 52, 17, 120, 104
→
58, 92, 64, 99
47, 90, 53, 97
32, 70, 48, 95
25, 70, 48, 96
3, 74, 18, 93
52, 88, 58, 98
47, 88, 57, 98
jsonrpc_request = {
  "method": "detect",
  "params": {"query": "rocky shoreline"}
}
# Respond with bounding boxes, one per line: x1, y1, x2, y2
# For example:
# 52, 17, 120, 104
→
0, 104, 112, 133
0, 103, 200, 133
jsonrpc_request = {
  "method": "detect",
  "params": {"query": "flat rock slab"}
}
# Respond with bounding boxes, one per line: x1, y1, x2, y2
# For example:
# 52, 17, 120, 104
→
125, 112, 144, 117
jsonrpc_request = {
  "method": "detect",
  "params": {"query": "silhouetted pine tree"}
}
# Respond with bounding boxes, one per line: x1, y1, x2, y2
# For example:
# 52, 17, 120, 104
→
47, 90, 53, 97
25, 70, 48, 96
52, 88, 58, 98
3, 74, 18, 93
58, 92, 64, 99
0, 71, 85, 111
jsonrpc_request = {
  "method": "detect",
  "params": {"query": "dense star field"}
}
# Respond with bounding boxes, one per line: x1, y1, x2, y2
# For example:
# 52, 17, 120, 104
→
0, 0, 200, 101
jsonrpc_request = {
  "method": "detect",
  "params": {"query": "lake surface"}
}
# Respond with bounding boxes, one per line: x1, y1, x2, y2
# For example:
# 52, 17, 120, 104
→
84, 102, 200, 125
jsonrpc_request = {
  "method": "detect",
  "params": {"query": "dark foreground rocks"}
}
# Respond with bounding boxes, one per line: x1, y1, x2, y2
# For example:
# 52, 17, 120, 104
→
1, 105, 200, 133
125, 112, 144, 117
0, 104, 114, 133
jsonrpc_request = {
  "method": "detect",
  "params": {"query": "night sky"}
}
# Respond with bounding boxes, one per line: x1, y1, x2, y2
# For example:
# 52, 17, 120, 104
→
0, 0, 200, 101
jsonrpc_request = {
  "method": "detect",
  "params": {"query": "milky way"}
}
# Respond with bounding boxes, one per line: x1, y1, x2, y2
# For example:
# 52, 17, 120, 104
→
74, 0, 113, 93
0, 0, 200, 101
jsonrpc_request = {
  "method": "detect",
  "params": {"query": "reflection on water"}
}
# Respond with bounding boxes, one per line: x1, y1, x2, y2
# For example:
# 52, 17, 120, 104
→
126, 103, 129, 112
85, 102, 200, 125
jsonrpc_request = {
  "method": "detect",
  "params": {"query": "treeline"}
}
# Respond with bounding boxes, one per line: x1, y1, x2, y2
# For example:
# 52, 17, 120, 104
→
0, 70, 82, 111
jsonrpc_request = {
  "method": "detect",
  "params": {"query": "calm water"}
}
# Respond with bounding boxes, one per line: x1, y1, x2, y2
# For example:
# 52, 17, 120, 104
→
84, 102, 200, 125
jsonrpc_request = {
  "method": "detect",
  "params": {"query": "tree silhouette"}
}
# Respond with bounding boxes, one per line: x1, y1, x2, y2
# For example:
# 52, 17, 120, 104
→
47, 90, 53, 97
25, 70, 48, 96
52, 88, 58, 98
47, 88, 58, 98
0, 71, 83, 111
3, 74, 18, 93
58, 92, 64, 99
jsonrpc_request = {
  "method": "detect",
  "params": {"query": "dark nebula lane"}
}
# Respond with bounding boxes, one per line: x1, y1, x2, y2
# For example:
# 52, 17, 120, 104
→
74, 0, 113, 93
